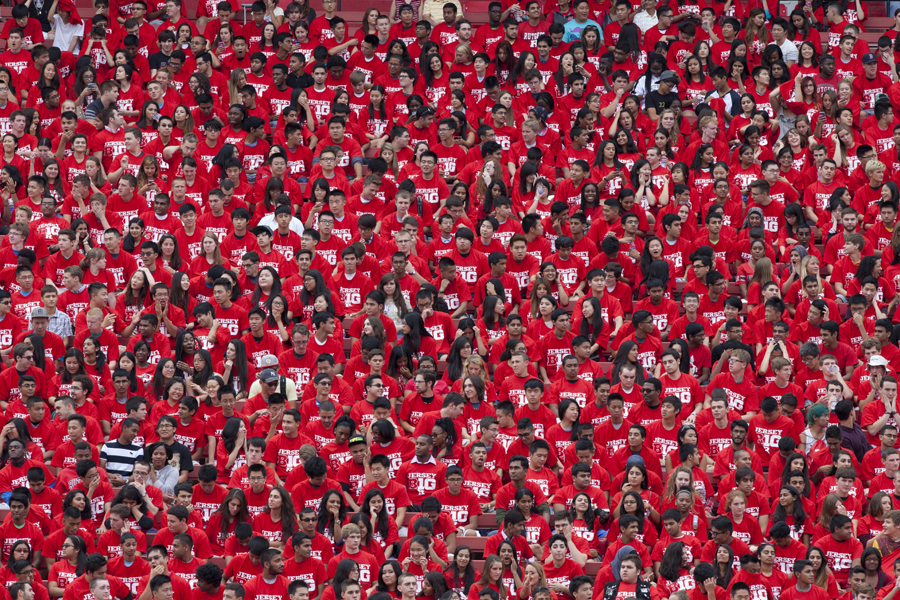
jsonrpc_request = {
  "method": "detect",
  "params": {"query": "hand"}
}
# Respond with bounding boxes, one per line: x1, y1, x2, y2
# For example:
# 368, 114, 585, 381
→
402, 557, 411, 570
101, 313, 115, 328
704, 578, 717, 594
176, 360, 192, 373
121, 156, 128, 167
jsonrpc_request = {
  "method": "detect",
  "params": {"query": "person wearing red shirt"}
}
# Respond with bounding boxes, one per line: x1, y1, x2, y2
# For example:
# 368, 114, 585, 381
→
326, 525, 381, 590
243, 549, 289, 600
747, 397, 799, 465
608, 424, 663, 481
537, 309, 576, 383
0, 488, 43, 562
545, 357, 594, 409
262, 409, 307, 480
513, 381, 560, 443
332, 249, 374, 317
433, 465, 482, 533
133, 546, 193, 600
813, 515, 863, 586
395, 436, 448, 508
283, 534, 328, 596
153, 505, 214, 560
705, 349, 760, 417
781, 560, 831, 600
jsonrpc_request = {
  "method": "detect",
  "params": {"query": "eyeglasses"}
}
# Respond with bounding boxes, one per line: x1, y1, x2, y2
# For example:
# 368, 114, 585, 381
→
23, 355, 34, 360
301, 517, 317, 522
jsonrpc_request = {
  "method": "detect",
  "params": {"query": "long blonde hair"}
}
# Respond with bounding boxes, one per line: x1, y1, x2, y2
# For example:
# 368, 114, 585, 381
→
228, 69, 247, 108
380, 142, 399, 179
463, 355, 489, 381
833, 124, 855, 166
659, 108, 682, 141
799, 255, 824, 298
476, 158, 503, 200
454, 43, 475, 65
750, 257, 774, 287
79, 248, 105, 272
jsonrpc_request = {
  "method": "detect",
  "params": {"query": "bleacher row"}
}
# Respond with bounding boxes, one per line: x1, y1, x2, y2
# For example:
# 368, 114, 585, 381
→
1, 503, 607, 577
0, 0, 893, 48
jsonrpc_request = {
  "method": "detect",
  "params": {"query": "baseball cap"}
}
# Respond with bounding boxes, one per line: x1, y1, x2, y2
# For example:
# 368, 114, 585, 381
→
862, 53, 877, 64
30, 307, 49, 319
258, 368, 279, 383
348, 435, 367, 446
625, 455, 645, 469
660, 70, 680, 83
252, 225, 273, 236
257, 354, 279, 368
530, 106, 548, 122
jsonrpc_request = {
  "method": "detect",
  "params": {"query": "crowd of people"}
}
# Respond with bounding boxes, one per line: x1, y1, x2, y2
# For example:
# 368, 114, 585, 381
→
0, 0, 899, 600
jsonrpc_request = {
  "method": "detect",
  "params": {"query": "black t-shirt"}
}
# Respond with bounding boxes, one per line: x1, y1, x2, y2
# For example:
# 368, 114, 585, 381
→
164, 440, 193, 474
148, 51, 172, 71
645, 89, 679, 114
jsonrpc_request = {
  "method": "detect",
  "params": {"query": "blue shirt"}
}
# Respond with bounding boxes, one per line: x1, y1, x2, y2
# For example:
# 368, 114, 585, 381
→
563, 17, 601, 43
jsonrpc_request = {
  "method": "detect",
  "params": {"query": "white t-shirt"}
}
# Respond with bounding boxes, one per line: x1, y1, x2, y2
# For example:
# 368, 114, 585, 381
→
52, 14, 83, 54
770, 39, 799, 63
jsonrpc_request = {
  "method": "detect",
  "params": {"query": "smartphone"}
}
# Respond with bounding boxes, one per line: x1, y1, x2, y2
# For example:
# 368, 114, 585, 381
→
817, 111, 825, 120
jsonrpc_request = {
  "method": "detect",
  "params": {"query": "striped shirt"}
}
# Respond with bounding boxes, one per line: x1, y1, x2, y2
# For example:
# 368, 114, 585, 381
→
99, 441, 144, 477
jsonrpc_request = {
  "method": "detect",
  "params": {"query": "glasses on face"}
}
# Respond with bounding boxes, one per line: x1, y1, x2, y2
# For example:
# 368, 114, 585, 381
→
301, 517, 316, 522
370, 383, 383, 388
23, 355, 34, 360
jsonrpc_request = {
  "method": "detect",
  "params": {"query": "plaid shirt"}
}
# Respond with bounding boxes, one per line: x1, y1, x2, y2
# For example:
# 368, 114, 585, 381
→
29, 308, 73, 339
